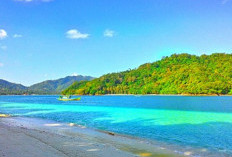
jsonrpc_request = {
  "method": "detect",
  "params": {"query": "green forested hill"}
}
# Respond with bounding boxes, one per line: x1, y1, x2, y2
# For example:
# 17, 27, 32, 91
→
0, 79, 27, 95
29, 75, 94, 94
62, 53, 232, 95
0, 75, 94, 95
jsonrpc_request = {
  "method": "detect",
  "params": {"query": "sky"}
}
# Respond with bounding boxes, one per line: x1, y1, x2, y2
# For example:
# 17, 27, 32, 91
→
0, 0, 232, 86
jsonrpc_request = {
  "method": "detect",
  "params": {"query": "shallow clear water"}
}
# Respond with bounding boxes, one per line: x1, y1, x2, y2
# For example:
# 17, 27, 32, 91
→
1, 95, 232, 155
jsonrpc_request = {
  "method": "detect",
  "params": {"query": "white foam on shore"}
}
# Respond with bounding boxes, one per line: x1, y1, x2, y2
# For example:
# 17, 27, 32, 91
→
1, 116, 230, 157
0, 117, 187, 157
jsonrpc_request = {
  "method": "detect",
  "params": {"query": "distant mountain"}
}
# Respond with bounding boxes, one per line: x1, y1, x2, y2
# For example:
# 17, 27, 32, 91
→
62, 53, 232, 95
0, 79, 27, 95
0, 75, 95, 95
28, 75, 94, 94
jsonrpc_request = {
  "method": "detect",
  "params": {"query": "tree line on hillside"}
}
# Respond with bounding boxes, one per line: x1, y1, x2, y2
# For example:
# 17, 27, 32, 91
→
0, 89, 55, 95
0, 76, 94, 95
62, 53, 232, 95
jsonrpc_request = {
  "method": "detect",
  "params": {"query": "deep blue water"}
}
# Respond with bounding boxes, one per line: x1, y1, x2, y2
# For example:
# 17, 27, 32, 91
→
1, 95, 232, 155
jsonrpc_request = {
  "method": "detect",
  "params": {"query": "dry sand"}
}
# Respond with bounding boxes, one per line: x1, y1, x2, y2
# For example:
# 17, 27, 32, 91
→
0, 116, 183, 157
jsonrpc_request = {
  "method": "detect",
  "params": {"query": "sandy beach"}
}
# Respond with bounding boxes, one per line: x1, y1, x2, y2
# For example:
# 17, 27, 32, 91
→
0, 115, 183, 157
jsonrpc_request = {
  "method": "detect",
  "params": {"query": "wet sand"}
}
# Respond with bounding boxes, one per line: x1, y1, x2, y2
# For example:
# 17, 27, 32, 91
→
0, 116, 184, 157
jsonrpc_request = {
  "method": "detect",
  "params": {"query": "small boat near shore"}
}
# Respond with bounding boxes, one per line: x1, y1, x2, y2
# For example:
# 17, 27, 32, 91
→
57, 95, 81, 101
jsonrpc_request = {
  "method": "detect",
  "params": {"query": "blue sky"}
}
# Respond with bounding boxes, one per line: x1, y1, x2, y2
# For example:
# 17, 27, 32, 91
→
0, 0, 232, 86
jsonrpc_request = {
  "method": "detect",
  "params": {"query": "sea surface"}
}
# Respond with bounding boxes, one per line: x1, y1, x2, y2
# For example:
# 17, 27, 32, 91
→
1, 95, 232, 156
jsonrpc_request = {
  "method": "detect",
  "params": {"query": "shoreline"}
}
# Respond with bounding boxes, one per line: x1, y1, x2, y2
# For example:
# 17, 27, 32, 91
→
1, 94, 232, 96
0, 113, 10, 117
0, 116, 185, 157
0, 114, 230, 156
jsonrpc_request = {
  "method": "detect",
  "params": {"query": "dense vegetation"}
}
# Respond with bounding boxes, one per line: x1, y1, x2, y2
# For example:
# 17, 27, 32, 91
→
0, 75, 94, 95
0, 79, 27, 95
62, 53, 232, 95
29, 76, 94, 94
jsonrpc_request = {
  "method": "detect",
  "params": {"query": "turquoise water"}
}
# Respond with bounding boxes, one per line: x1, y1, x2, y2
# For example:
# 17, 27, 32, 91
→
1, 95, 232, 155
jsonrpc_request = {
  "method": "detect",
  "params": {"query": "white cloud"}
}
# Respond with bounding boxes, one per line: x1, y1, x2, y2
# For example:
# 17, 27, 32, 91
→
72, 73, 78, 76
104, 29, 115, 37
13, 34, 23, 38
15, 0, 53, 2
0, 29, 7, 40
0, 63, 4, 67
66, 29, 89, 39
